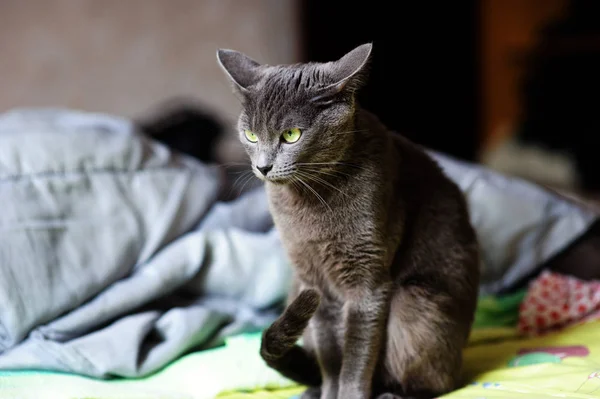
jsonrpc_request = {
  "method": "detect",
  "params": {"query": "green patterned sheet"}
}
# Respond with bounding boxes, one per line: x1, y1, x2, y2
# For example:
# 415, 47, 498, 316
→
0, 290, 540, 399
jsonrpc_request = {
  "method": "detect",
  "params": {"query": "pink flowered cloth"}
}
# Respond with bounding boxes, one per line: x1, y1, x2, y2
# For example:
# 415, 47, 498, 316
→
518, 270, 600, 336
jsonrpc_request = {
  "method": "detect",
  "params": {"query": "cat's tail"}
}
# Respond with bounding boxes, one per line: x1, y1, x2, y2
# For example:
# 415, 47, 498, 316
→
260, 289, 322, 387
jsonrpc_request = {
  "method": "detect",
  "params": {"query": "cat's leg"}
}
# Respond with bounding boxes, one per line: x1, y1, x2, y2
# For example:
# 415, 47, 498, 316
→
300, 386, 322, 399
375, 393, 429, 399
374, 394, 402, 399
382, 284, 470, 398
337, 285, 390, 399
260, 288, 323, 387
309, 300, 343, 399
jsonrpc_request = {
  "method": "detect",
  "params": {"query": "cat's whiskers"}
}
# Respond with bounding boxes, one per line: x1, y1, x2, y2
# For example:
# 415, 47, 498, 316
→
221, 162, 252, 169
294, 176, 332, 212
289, 178, 303, 194
330, 129, 369, 136
298, 165, 352, 179
295, 169, 348, 198
231, 169, 252, 187
229, 170, 255, 197
295, 161, 368, 172
224, 163, 253, 175
237, 172, 257, 194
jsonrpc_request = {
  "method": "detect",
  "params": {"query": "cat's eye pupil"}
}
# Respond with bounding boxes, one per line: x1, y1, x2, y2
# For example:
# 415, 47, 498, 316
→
244, 130, 258, 143
282, 128, 301, 143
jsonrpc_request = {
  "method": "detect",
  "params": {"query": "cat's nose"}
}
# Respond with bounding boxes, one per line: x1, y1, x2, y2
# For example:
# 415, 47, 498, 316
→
257, 164, 273, 176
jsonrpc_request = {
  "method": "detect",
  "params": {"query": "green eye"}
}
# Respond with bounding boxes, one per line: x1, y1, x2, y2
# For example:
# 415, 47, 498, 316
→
282, 128, 302, 143
244, 130, 258, 143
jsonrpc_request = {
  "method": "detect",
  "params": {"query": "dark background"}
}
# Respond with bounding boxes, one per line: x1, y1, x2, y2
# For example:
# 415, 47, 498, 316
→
3, 0, 599, 193
301, 1, 480, 162
302, 0, 600, 194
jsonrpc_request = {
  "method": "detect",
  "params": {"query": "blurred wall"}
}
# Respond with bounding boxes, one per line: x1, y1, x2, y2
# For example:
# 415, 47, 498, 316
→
0, 0, 300, 122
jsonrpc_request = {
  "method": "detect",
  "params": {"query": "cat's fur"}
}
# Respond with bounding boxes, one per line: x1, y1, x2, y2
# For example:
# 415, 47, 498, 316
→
217, 44, 480, 399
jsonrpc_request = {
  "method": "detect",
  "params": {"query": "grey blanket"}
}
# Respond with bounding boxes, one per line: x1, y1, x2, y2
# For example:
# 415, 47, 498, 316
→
0, 108, 596, 378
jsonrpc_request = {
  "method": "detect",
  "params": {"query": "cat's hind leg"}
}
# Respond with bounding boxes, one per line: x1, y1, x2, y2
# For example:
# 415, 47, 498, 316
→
381, 284, 472, 398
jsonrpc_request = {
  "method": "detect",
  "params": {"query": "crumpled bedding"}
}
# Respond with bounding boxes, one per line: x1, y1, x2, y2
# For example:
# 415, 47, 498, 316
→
0, 108, 597, 379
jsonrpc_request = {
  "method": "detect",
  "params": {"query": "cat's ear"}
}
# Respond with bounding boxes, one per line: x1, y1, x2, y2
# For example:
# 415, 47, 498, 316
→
314, 43, 373, 101
217, 49, 262, 94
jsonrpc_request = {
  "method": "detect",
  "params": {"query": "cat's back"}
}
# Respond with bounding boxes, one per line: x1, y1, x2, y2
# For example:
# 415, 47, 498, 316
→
388, 127, 467, 212
357, 109, 466, 213
386, 126, 479, 295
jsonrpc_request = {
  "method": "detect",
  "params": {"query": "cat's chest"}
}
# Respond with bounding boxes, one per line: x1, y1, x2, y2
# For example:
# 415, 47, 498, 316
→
269, 190, 351, 246
267, 188, 376, 290
272, 202, 340, 260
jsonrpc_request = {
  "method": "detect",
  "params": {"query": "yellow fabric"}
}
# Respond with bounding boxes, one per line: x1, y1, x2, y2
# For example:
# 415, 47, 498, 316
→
455, 321, 600, 398
218, 320, 600, 399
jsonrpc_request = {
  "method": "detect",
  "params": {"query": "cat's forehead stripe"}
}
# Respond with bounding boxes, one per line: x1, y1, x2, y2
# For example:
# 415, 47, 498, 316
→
245, 65, 329, 131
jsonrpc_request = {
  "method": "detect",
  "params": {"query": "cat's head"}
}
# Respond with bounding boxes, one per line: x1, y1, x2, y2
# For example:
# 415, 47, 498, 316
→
217, 44, 372, 184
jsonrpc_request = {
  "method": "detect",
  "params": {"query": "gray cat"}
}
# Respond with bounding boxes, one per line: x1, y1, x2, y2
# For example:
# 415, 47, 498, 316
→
217, 43, 480, 399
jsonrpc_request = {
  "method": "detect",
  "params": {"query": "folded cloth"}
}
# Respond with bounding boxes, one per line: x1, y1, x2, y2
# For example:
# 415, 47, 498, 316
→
430, 151, 599, 294
0, 108, 288, 377
518, 270, 600, 336
0, 107, 222, 350
0, 108, 597, 378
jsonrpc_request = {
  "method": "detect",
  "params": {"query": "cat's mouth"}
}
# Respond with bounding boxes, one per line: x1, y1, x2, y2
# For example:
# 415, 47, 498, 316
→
259, 175, 291, 185
253, 170, 293, 185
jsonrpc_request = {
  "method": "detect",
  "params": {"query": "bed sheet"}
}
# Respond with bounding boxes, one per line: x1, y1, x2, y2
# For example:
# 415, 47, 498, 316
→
218, 321, 600, 399
1, 296, 599, 399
